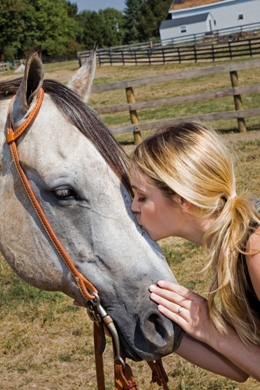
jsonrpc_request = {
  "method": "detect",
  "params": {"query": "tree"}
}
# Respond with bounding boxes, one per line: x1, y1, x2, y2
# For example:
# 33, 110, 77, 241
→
66, 0, 78, 18
78, 9, 124, 50
99, 8, 125, 47
123, 0, 144, 44
20, 0, 79, 57
0, 0, 25, 60
0, 0, 81, 60
77, 11, 104, 50
137, 0, 171, 41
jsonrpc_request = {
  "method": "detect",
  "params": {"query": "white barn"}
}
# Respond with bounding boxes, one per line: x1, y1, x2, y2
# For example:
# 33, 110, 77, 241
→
160, 0, 260, 43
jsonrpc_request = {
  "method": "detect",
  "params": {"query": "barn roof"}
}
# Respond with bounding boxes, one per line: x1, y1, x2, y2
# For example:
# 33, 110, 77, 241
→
160, 12, 210, 29
170, 0, 226, 11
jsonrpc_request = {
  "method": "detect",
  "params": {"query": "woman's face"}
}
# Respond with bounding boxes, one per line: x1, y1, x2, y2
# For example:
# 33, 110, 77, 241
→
130, 168, 183, 241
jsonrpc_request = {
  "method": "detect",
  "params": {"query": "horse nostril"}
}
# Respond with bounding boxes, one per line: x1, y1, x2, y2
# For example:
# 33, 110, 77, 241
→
134, 308, 176, 359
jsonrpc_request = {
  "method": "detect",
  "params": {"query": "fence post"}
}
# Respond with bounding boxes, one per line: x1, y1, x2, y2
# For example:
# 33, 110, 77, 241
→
147, 50, 151, 65
162, 48, 165, 64
249, 39, 253, 56
177, 47, 181, 63
211, 44, 215, 61
194, 45, 197, 62
97, 51, 101, 66
109, 48, 113, 65
230, 70, 247, 133
228, 41, 233, 59
125, 87, 142, 144
134, 50, 137, 65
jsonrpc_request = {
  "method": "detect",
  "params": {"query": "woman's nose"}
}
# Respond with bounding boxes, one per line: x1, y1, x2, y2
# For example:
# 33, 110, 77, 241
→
131, 196, 139, 213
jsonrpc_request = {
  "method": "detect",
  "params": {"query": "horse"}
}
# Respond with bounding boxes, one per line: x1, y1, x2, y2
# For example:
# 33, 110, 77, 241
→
0, 47, 183, 387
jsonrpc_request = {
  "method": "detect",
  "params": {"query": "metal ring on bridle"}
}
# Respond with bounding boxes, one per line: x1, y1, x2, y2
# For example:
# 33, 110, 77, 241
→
177, 306, 182, 315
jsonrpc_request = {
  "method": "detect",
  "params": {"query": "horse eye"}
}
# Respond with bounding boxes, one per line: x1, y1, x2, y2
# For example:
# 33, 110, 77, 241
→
54, 188, 79, 200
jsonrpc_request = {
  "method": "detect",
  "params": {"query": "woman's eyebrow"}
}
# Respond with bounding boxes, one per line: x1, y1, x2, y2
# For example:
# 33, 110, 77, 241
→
131, 184, 146, 193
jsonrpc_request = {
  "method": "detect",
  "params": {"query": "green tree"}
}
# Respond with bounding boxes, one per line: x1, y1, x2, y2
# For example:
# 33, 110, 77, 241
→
77, 11, 104, 50
137, 0, 171, 41
123, 0, 144, 44
0, 0, 25, 60
20, 0, 79, 57
99, 8, 125, 47
78, 9, 124, 50
66, 0, 78, 18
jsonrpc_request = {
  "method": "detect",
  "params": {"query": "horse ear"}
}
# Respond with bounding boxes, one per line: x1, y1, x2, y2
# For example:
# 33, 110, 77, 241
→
12, 46, 44, 124
67, 43, 97, 102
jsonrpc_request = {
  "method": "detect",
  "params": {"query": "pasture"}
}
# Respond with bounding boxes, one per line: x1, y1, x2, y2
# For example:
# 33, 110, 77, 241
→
1, 59, 260, 389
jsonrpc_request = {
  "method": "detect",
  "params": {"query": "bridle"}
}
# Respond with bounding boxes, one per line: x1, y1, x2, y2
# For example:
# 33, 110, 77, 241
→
6, 88, 169, 390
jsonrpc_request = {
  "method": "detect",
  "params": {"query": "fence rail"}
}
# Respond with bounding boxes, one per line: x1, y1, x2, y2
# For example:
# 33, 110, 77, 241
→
91, 59, 260, 142
78, 20, 260, 67
79, 37, 260, 67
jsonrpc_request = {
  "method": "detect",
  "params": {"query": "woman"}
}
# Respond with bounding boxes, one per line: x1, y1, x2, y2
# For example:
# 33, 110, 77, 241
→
130, 120, 260, 382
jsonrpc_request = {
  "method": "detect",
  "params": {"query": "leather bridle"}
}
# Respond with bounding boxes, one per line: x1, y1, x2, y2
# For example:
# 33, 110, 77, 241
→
6, 88, 169, 390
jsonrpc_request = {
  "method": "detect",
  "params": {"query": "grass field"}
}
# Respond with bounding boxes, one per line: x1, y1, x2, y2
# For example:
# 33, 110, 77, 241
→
1, 58, 260, 389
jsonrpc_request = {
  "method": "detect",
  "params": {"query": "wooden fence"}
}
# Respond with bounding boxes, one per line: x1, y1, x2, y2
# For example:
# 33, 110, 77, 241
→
79, 37, 260, 67
92, 59, 260, 143
0, 62, 9, 74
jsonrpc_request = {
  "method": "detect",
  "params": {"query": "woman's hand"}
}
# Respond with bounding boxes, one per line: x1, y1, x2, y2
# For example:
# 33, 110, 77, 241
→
149, 280, 215, 345
150, 281, 260, 381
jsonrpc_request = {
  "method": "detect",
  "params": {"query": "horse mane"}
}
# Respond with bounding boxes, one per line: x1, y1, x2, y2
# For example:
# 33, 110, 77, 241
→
0, 78, 133, 195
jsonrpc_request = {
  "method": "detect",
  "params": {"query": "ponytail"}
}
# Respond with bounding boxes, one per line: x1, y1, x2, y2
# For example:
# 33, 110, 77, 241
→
204, 195, 260, 345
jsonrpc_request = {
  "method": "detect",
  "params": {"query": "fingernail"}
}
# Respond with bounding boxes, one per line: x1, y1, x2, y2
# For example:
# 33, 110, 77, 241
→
149, 284, 156, 292
157, 280, 165, 287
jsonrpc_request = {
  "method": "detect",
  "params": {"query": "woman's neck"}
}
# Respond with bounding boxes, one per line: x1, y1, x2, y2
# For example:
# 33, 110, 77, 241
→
182, 214, 216, 245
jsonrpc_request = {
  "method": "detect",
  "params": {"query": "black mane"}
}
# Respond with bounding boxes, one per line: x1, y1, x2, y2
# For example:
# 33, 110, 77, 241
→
0, 78, 132, 195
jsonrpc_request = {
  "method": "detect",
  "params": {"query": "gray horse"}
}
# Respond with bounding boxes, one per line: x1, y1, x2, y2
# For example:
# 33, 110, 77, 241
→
0, 47, 183, 363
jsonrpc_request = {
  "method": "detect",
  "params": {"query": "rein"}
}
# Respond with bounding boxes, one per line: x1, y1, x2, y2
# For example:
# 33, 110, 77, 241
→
6, 88, 169, 390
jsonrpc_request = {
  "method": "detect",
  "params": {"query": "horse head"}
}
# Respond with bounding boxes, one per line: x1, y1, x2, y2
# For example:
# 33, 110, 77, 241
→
0, 47, 183, 363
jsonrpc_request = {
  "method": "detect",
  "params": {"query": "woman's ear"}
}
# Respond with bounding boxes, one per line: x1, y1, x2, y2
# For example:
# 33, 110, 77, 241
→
172, 194, 191, 212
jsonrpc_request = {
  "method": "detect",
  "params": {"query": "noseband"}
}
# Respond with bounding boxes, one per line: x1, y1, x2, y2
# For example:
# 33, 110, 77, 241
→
6, 88, 169, 390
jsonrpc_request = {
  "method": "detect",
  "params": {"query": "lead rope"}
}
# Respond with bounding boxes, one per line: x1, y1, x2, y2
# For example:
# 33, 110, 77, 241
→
6, 89, 169, 390
148, 360, 169, 390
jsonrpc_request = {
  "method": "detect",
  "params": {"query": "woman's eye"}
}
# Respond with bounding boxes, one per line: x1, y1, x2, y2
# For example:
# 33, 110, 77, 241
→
138, 197, 146, 202
53, 188, 79, 200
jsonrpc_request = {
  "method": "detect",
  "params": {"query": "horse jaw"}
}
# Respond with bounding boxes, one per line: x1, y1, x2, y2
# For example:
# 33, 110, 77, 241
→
67, 43, 97, 102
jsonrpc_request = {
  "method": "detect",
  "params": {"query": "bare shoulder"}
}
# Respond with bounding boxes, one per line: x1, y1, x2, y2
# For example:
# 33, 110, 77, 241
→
246, 226, 260, 299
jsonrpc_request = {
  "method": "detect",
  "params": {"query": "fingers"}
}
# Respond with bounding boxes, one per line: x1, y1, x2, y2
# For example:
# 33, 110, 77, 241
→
149, 286, 186, 311
157, 303, 187, 327
150, 291, 189, 329
157, 280, 195, 299
150, 281, 205, 305
149, 281, 193, 310
149, 281, 206, 322
150, 287, 188, 320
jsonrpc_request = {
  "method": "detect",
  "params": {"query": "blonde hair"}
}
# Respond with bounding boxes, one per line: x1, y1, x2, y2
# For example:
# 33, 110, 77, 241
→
132, 120, 260, 345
